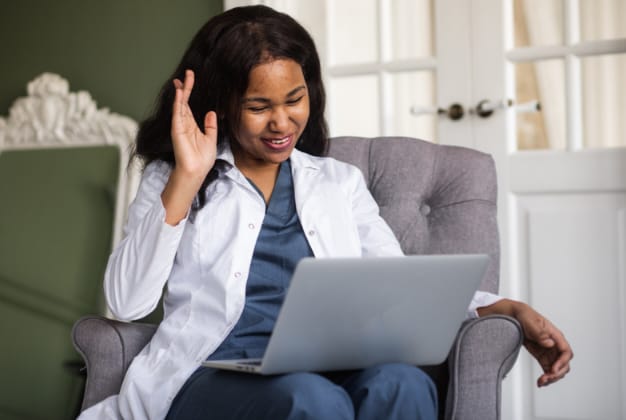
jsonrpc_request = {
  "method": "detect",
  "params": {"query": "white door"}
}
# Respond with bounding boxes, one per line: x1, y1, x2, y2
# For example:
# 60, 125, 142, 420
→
472, 1, 626, 419
224, 1, 626, 418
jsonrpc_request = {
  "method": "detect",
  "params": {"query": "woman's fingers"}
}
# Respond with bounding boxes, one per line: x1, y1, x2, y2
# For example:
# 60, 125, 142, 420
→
528, 320, 573, 387
172, 78, 184, 118
204, 111, 218, 138
169, 73, 217, 177
550, 333, 574, 377
181, 69, 194, 104
172, 70, 194, 119
539, 360, 571, 386
517, 305, 574, 388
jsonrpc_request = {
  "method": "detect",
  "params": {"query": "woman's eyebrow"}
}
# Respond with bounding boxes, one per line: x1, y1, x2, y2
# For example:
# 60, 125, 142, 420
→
244, 85, 307, 103
286, 85, 307, 97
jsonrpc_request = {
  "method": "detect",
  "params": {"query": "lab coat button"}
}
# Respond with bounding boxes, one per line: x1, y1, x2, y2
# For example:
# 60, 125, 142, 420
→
234, 272, 241, 278
307, 230, 315, 236
248, 223, 255, 229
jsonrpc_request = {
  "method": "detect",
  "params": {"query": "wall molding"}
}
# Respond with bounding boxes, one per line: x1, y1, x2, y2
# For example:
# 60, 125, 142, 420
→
0, 73, 140, 246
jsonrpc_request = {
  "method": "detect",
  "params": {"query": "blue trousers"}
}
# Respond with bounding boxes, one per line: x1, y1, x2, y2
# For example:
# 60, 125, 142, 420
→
165, 363, 437, 419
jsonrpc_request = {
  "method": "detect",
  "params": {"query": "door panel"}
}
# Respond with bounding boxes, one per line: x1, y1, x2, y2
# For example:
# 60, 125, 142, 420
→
516, 192, 625, 419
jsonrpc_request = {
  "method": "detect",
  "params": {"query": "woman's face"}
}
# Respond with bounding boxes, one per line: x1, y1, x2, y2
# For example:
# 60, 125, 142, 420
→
232, 58, 310, 171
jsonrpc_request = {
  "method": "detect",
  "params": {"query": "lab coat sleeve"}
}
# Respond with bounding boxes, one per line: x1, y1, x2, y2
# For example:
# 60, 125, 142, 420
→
467, 290, 504, 319
104, 161, 188, 321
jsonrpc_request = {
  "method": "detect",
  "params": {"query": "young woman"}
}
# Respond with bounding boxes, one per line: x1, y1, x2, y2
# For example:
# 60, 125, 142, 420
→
80, 5, 572, 420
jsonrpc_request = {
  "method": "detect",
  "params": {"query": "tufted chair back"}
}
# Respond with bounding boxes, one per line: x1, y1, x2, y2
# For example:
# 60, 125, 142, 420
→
328, 136, 500, 296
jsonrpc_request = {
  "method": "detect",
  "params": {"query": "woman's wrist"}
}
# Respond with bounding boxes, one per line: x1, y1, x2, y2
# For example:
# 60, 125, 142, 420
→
161, 168, 206, 225
477, 298, 528, 318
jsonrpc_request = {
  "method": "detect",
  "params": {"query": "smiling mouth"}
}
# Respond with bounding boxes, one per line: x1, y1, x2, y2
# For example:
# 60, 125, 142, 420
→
267, 137, 289, 145
261, 134, 293, 149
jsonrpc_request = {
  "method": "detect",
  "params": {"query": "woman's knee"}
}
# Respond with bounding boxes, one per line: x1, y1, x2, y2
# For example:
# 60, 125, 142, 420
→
388, 363, 436, 388
268, 372, 354, 419
346, 363, 438, 419
365, 363, 436, 393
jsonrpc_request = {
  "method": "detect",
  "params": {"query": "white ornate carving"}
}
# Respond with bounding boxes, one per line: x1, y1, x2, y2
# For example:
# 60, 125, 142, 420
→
0, 73, 137, 148
0, 73, 141, 248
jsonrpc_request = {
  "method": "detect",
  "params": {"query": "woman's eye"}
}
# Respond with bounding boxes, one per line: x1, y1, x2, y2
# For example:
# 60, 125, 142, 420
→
247, 106, 267, 113
287, 96, 304, 105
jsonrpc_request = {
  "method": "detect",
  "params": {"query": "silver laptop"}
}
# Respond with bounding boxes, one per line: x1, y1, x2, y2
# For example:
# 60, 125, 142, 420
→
202, 254, 488, 375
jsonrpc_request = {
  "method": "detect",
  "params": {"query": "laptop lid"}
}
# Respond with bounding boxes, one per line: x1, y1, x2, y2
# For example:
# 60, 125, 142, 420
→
252, 254, 488, 375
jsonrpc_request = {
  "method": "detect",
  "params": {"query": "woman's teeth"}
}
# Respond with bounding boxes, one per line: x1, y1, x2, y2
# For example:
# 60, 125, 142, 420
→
268, 137, 289, 144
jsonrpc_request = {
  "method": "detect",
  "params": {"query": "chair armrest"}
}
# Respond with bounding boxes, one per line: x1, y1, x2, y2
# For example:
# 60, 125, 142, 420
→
445, 315, 523, 420
71, 315, 157, 411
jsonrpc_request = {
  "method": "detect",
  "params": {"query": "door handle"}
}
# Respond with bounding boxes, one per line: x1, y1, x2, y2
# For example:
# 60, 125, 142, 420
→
410, 99, 540, 121
472, 98, 541, 118
410, 103, 465, 121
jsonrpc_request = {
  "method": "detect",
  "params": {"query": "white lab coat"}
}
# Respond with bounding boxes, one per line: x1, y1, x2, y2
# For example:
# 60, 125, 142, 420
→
79, 144, 500, 420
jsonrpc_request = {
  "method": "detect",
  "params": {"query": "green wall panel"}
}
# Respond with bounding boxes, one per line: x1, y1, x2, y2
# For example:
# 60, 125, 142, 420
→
0, 147, 120, 318
0, 146, 121, 419
0, 0, 223, 122
0, 302, 84, 419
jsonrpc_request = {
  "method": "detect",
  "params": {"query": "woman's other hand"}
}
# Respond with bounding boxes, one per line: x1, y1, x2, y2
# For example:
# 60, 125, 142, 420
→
162, 69, 218, 225
514, 302, 573, 387
478, 299, 573, 387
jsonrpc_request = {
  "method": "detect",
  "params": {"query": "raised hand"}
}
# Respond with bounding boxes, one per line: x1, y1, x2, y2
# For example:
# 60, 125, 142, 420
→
162, 69, 218, 225
171, 69, 218, 179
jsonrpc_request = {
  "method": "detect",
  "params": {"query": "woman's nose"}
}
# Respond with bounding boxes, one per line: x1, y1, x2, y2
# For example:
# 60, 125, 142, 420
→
269, 107, 289, 132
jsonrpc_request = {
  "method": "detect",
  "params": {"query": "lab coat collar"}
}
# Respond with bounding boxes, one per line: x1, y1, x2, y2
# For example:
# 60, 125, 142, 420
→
215, 140, 236, 170
289, 148, 321, 171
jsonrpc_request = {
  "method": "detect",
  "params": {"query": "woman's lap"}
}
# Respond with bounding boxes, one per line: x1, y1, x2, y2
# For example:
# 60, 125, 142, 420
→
331, 363, 438, 420
166, 363, 437, 420
166, 367, 352, 420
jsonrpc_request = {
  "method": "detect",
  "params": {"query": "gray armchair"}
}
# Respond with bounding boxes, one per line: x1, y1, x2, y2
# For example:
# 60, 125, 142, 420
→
72, 136, 523, 419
